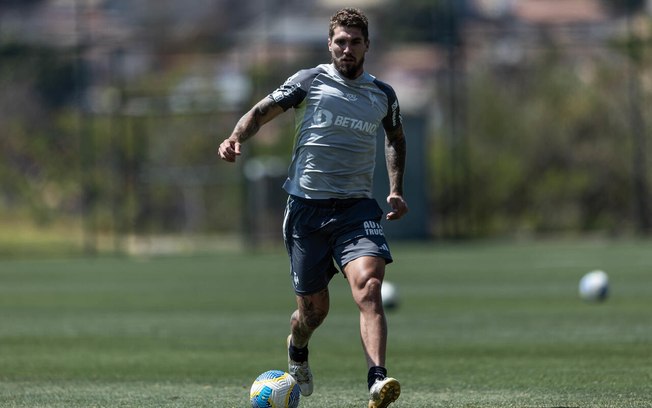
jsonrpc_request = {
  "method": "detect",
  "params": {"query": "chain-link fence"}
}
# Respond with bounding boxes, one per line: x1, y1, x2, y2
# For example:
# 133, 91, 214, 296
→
1, 1, 651, 256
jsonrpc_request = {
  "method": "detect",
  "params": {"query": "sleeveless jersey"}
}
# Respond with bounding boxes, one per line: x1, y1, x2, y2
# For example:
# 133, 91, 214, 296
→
269, 63, 402, 199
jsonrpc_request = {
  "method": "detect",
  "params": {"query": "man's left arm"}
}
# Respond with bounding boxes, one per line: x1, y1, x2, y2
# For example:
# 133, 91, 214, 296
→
384, 125, 408, 221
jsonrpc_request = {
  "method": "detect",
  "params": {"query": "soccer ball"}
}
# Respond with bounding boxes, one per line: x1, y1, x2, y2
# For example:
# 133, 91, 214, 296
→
381, 281, 399, 310
250, 370, 300, 408
578, 270, 609, 302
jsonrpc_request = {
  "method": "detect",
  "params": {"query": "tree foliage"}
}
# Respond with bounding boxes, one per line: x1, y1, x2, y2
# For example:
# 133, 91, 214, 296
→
1, 2, 651, 242
433, 45, 646, 237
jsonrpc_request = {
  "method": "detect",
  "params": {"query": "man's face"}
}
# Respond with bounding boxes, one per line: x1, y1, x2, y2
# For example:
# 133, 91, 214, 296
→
328, 25, 369, 80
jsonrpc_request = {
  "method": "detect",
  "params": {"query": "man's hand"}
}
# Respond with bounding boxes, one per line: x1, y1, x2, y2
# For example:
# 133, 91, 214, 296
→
386, 194, 408, 220
218, 139, 241, 162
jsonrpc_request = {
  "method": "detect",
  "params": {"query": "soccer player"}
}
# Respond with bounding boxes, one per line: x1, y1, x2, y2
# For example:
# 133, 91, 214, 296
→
218, 8, 408, 408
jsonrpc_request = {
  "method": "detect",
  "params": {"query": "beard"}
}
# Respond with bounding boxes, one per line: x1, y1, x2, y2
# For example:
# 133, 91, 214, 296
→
333, 55, 365, 79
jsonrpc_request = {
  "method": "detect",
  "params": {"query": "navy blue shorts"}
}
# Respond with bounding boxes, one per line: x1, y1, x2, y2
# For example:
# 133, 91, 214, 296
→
282, 195, 393, 295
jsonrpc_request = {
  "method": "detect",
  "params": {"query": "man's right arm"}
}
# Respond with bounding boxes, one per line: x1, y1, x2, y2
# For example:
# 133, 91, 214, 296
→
218, 96, 284, 162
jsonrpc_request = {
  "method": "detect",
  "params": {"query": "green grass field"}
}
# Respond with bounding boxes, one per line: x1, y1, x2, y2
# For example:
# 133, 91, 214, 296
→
1, 240, 651, 407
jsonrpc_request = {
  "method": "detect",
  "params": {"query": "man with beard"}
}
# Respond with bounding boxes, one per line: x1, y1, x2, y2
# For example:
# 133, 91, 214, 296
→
218, 8, 407, 408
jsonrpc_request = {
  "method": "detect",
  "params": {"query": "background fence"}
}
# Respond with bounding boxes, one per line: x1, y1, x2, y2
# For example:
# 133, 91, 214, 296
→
1, 0, 651, 256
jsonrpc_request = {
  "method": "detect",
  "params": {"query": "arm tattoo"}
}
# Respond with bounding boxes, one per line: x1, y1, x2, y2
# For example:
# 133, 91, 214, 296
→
385, 126, 407, 196
232, 98, 280, 143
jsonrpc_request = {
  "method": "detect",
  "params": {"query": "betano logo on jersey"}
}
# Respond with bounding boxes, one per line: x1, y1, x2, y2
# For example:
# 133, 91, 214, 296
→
311, 108, 378, 135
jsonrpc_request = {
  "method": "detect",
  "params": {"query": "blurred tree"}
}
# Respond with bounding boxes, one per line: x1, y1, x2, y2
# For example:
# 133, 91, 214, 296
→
600, 0, 646, 14
432, 40, 643, 237
0, 44, 77, 108
0, 43, 80, 225
0, 0, 43, 6
378, 0, 468, 45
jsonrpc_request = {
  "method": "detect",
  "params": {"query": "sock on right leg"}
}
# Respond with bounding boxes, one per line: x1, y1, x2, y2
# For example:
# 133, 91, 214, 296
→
288, 341, 309, 363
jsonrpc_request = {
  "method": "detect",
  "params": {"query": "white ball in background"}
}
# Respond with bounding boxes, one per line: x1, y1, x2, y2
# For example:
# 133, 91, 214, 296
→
381, 281, 399, 310
579, 270, 609, 302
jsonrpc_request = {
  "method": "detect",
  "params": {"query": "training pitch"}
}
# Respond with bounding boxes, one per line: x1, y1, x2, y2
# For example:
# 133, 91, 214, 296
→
0, 240, 650, 407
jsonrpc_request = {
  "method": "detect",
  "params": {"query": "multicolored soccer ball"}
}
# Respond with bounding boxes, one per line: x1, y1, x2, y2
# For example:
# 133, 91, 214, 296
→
250, 370, 300, 408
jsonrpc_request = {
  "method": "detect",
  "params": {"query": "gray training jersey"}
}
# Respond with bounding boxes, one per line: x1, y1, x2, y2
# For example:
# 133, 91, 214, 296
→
269, 63, 402, 200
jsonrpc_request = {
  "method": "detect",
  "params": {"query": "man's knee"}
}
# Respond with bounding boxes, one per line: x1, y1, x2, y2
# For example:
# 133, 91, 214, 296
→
356, 276, 383, 310
346, 258, 385, 301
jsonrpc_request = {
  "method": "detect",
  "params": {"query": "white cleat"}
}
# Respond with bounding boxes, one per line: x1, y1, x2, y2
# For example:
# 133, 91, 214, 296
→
368, 377, 401, 408
287, 335, 313, 396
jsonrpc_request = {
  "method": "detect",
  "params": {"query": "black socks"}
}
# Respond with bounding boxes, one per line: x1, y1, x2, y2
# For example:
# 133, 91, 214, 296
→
290, 340, 386, 390
288, 341, 309, 363
367, 366, 388, 389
